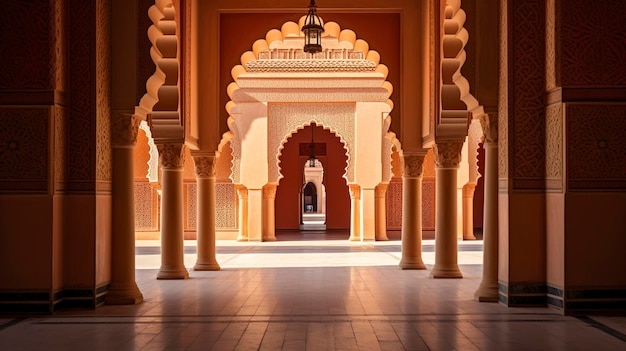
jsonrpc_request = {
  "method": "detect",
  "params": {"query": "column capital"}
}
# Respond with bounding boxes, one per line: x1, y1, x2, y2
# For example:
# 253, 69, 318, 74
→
157, 143, 185, 169
192, 155, 215, 179
433, 141, 464, 168
111, 112, 141, 148
478, 113, 498, 143
236, 184, 248, 198
263, 184, 277, 198
403, 154, 426, 178
375, 183, 388, 197
348, 184, 361, 199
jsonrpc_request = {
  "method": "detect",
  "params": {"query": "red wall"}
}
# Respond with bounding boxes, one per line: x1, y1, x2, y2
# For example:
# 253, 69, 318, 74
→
275, 125, 350, 230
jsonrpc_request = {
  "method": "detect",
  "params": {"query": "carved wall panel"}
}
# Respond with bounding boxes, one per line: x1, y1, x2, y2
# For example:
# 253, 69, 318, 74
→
0, 108, 49, 191
185, 183, 197, 230
95, 0, 112, 183
0, 0, 52, 90
560, 1, 626, 86
134, 182, 157, 230
54, 106, 66, 187
566, 104, 626, 190
546, 103, 563, 190
216, 183, 238, 229
385, 177, 402, 230
422, 178, 436, 230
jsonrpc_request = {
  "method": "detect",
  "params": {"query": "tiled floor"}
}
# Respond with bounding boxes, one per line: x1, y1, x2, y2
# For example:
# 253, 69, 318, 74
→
1, 231, 625, 350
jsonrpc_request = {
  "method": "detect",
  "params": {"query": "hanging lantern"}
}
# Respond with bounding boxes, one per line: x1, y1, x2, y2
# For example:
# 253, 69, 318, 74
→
302, 0, 324, 54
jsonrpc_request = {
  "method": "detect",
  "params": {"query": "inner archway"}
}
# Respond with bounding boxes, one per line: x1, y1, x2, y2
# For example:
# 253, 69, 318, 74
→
275, 123, 350, 236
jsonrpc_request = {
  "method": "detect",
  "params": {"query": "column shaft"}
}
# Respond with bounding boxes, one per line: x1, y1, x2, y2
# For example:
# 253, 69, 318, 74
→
107, 113, 143, 304
375, 184, 389, 241
475, 141, 499, 301
360, 188, 376, 241
399, 153, 426, 269
247, 189, 263, 242
463, 184, 477, 240
157, 144, 189, 279
193, 156, 220, 271
349, 184, 361, 241
431, 142, 463, 278
236, 186, 248, 241
263, 185, 277, 241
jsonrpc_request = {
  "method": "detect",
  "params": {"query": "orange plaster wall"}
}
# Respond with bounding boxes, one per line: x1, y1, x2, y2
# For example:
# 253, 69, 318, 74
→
546, 193, 565, 288
0, 196, 53, 290
63, 195, 96, 288
275, 125, 350, 230
565, 192, 626, 287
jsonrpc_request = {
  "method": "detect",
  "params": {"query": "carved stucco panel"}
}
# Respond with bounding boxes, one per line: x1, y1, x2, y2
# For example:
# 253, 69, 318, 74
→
216, 183, 238, 229
268, 103, 355, 183
546, 103, 563, 184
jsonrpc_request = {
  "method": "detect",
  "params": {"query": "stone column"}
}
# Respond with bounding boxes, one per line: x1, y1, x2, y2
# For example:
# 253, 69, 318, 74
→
360, 188, 376, 241
431, 141, 463, 278
348, 184, 361, 241
475, 114, 498, 301
247, 189, 263, 242
399, 153, 427, 269
192, 155, 220, 271
236, 185, 248, 242
156, 144, 189, 279
375, 183, 389, 241
106, 113, 144, 304
262, 184, 277, 241
463, 183, 477, 240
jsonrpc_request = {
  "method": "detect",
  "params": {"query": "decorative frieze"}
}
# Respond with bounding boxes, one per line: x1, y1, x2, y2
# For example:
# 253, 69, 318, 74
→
245, 59, 376, 73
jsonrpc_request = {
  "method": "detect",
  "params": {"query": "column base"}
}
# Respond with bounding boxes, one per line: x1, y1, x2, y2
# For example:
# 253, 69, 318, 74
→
236, 236, 248, 242
399, 258, 427, 270
474, 283, 499, 302
157, 266, 189, 279
430, 265, 463, 278
263, 237, 277, 242
349, 235, 360, 241
105, 284, 144, 305
376, 235, 389, 241
193, 259, 221, 271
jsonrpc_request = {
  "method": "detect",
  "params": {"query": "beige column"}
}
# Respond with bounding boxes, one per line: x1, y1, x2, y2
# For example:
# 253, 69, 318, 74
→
431, 141, 463, 278
399, 153, 427, 269
247, 189, 263, 242
192, 155, 220, 271
348, 184, 361, 241
106, 113, 143, 304
262, 184, 277, 241
156, 144, 189, 279
463, 183, 477, 240
374, 183, 389, 241
475, 114, 499, 301
236, 185, 248, 242
360, 188, 376, 241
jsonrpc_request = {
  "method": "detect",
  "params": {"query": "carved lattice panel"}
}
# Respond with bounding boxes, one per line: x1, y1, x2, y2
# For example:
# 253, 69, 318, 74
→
386, 177, 403, 230
134, 182, 156, 230
216, 183, 237, 229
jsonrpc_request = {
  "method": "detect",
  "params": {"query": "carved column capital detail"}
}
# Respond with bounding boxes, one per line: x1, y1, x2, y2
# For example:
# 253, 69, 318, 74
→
236, 185, 248, 198
157, 143, 185, 169
478, 113, 499, 144
375, 183, 388, 198
403, 154, 425, 178
193, 156, 215, 179
433, 141, 464, 168
112, 112, 141, 148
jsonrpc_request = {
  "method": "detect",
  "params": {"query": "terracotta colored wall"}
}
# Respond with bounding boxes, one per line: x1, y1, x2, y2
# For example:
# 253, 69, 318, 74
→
275, 125, 350, 230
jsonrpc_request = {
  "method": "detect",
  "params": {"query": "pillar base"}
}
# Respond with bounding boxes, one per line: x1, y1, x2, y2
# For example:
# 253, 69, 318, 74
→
157, 266, 189, 280
105, 285, 143, 305
236, 237, 248, 242
430, 265, 463, 278
376, 235, 389, 241
474, 283, 499, 302
193, 259, 221, 271
399, 258, 427, 270
263, 237, 277, 242
349, 235, 360, 241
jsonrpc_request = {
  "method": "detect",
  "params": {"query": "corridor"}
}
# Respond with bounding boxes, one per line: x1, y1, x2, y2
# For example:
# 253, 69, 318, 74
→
0, 234, 624, 350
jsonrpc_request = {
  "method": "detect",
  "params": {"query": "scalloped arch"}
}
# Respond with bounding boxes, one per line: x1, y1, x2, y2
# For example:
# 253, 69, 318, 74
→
135, 0, 182, 142
275, 120, 351, 184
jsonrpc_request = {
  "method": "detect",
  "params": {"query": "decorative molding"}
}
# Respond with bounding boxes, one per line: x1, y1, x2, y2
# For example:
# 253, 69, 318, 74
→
157, 143, 185, 169
192, 155, 216, 179
433, 141, 463, 168
111, 113, 141, 148
402, 154, 425, 178
245, 59, 376, 73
